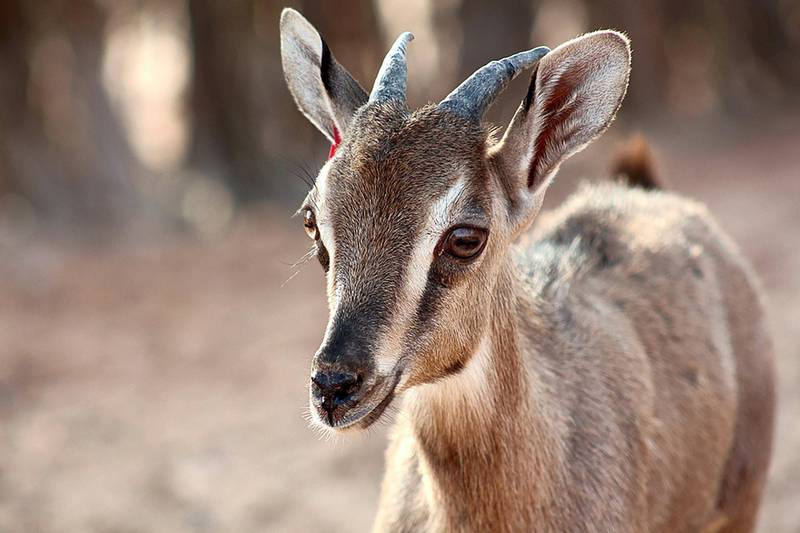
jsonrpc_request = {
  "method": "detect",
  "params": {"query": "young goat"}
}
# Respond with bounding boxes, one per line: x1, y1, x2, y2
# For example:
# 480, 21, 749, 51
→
280, 9, 775, 532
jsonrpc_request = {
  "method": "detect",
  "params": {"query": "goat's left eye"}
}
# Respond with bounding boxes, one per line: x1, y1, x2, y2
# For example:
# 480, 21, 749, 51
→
303, 209, 318, 240
441, 226, 488, 260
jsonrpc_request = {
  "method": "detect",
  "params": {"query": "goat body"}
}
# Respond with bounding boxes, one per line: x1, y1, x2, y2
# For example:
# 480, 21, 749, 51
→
279, 9, 775, 532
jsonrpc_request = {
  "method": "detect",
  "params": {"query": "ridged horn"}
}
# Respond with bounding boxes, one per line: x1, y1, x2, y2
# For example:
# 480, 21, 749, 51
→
369, 32, 414, 103
438, 46, 550, 120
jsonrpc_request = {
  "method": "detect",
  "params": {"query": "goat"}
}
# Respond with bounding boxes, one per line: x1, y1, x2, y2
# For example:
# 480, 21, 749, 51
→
280, 8, 775, 532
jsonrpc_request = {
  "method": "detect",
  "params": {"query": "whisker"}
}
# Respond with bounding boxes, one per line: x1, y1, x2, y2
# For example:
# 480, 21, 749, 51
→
281, 245, 317, 287
275, 154, 320, 192
277, 244, 315, 268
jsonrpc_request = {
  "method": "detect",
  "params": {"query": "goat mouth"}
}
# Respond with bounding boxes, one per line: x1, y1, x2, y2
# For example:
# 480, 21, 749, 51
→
316, 368, 402, 431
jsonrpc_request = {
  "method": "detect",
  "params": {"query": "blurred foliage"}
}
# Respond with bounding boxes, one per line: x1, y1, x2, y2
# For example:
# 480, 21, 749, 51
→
0, 0, 798, 234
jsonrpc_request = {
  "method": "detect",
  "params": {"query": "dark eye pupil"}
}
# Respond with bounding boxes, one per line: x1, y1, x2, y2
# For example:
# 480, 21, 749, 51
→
445, 227, 487, 259
454, 236, 479, 250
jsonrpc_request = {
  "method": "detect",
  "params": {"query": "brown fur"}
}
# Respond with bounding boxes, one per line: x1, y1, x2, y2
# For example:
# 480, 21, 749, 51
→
280, 13, 776, 532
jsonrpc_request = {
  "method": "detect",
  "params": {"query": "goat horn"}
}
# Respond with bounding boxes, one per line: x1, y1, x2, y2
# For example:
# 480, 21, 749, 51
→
438, 46, 550, 120
369, 32, 414, 104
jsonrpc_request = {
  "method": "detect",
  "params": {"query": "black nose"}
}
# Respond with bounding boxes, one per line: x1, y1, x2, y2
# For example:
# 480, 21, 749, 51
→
311, 370, 363, 419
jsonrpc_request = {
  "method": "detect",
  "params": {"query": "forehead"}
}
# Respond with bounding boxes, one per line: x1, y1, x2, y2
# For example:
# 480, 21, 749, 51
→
321, 103, 489, 221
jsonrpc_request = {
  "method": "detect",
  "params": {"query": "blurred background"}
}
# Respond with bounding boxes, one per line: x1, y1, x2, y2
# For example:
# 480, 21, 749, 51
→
0, 0, 798, 531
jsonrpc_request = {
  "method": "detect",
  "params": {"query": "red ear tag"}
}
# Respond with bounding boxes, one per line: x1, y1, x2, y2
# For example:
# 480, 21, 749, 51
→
328, 126, 341, 159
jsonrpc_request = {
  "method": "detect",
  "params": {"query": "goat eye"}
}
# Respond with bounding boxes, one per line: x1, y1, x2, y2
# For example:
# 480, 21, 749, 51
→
303, 209, 318, 240
442, 226, 488, 260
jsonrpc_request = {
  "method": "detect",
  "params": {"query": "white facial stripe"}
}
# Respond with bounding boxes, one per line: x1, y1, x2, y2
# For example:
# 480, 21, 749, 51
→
374, 176, 468, 373
314, 161, 336, 251
313, 160, 332, 222
314, 161, 338, 308
407, 176, 467, 304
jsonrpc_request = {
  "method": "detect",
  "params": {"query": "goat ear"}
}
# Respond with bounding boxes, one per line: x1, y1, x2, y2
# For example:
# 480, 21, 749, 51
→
280, 8, 368, 142
493, 31, 631, 230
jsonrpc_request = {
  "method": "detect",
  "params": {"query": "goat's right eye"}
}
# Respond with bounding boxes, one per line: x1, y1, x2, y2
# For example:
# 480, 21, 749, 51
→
440, 226, 488, 260
303, 209, 319, 240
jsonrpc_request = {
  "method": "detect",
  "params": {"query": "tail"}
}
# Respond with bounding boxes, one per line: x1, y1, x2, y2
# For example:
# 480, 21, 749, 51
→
610, 135, 663, 190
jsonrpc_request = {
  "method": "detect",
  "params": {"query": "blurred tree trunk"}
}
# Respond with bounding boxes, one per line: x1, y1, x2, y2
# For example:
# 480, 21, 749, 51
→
586, 0, 800, 117
456, 0, 535, 80
0, 1, 28, 202
684, 0, 800, 112
187, 0, 383, 203
454, 0, 538, 123
0, 0, 140, 228
188, 0, 270, 202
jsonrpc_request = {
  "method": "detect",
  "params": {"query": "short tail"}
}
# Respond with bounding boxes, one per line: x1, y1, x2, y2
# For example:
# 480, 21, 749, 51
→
610, 135, 663, 190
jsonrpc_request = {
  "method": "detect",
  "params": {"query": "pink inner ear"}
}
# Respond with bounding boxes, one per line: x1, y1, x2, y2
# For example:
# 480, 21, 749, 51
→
328, 126, 341, 159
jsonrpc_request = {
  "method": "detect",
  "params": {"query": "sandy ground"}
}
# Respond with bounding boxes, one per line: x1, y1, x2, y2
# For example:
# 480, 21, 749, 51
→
0, 120, 798, 532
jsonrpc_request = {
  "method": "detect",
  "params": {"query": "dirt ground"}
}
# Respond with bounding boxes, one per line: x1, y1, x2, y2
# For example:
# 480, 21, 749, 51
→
1, 119, 798, 532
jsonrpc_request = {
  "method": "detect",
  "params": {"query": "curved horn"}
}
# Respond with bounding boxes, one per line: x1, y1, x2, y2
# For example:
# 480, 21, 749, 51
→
369, 32, 414, 103
439, 46, 550, 121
